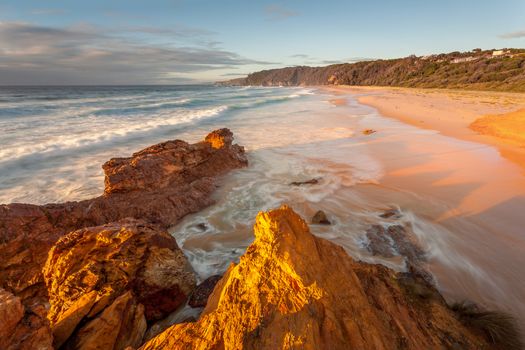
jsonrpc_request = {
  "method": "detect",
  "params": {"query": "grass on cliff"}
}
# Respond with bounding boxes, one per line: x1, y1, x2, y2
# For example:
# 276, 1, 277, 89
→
451, 301, 523, 350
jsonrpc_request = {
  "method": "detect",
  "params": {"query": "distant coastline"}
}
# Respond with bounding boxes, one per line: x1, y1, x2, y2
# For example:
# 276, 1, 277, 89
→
219, 48, 525, 93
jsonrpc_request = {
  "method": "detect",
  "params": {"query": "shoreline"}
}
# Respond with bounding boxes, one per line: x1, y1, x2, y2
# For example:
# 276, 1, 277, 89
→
319, 85, 525, 331
323, 85, 525, 172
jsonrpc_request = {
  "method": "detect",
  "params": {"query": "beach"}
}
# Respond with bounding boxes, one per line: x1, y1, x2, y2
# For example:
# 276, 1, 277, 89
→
327, 86, 525, 170
318, 86, 525, 329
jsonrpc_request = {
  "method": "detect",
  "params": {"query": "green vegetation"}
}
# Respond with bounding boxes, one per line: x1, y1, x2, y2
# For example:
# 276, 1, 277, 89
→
451, 301, 523, 350
224, 49, 525, 92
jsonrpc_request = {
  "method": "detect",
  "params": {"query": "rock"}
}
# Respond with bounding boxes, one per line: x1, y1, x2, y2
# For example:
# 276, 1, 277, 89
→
0, 288, 24, 345
67, 291, 147, 350
366, 224, 425, 261
312, 210, 331, 225
289, 178, 320, 186
0, 129, 247, 304
365, 224, 396, 258
0, 288, 53, 350
140, 206, 488, 350
188, 275, 223, 308
42, 219, 196, 349
363, 129, 377, 135
379, 208, 402, 219
365, 224, 431, 282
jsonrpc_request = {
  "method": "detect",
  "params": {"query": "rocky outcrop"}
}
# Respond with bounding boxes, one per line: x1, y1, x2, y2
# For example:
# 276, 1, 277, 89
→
0, 129, 247, 303
141, 206, 489, 350
0, 288, 53, 350
42, 219, 195, 349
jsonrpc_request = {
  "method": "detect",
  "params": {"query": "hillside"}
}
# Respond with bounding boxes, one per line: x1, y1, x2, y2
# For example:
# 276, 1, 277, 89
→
221, 49, 525, 92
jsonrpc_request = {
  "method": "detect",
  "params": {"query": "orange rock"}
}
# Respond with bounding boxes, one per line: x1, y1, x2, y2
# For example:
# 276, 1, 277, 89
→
204, 128, 234, 149
43, 219, 196, 349
140, 206, 488, 350
68, 291, 147, 350
0, 128, 247, 304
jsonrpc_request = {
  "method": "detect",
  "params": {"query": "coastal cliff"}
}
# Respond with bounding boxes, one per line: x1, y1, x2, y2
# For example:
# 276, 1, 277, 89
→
220, 49, 525, 92
141, 206, 490, 350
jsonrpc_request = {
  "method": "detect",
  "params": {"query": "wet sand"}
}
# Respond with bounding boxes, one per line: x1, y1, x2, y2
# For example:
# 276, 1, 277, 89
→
318, 86, 525, 329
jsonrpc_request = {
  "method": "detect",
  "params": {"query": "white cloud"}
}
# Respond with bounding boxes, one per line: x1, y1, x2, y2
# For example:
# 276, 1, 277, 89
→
0, 21, 272, 84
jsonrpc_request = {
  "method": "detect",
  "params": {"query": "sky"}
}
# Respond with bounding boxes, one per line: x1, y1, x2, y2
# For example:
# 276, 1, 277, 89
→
0, 0, 524, 85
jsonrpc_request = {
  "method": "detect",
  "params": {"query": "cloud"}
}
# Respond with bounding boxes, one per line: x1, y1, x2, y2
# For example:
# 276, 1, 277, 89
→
265, 4, 298, 21
31, 9, 67, 15
499, 30, 525, 39
289, 54, 309, 59
0, 21, 272, 84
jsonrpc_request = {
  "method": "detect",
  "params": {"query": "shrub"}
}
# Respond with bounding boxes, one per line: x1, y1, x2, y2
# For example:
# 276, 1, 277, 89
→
451, 301, 523, 350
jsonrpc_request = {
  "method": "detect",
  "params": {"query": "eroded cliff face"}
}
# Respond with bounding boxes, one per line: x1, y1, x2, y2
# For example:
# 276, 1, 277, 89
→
0, 128, 247, 304
141, 206, 488, 350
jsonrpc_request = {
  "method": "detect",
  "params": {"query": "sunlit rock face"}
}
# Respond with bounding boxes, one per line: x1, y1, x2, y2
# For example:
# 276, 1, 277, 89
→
43, 219, 196, 349
0, 128, 247, 304
141, 206, 488, 350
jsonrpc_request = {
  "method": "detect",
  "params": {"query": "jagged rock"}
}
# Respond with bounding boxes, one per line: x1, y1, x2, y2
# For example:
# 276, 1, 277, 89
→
42, 219, 195, 349
289, 178, 320, 186
188, 275, 223, 308
0, 288, 53, 350
140, 206, 488, 350
311, 210, 331, 225
0, 129, 247, 304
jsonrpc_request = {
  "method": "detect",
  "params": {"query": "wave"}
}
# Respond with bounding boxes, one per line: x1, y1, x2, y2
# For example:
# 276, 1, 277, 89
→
0, 105, 227, 164
228, 91, 310, 110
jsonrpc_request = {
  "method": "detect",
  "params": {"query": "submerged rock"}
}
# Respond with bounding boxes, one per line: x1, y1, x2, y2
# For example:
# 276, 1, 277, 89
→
43, 219, 196, 349
379, 208, 402, 219
140, 206, 488, 350
289, 178, 320, 186
311, 209, 331, 225
0, 128, 247, 304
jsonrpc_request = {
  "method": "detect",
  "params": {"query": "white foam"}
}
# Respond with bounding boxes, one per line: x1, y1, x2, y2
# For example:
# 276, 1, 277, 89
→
0, 105, 227, 164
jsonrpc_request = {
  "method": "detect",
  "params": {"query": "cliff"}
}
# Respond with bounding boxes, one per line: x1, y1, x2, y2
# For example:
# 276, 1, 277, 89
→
220, 49, 525, 92
141, 206, 491, 350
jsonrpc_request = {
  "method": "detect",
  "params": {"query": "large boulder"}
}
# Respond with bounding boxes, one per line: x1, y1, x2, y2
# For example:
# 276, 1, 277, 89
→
42, 219, 196, 349
0, 128, 247, 303
141, 206, 488, 350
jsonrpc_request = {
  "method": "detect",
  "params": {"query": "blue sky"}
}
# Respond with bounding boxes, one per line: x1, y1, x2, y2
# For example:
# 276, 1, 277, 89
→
0, 0, 524, 84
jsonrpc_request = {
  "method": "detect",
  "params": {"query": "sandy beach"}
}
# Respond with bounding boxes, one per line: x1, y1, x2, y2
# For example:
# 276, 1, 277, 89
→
320, 86, 525, 330
326, 86, 525, 171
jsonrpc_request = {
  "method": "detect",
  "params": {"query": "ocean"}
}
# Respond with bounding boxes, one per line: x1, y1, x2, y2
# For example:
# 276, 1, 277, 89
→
1, 85, 524, 329
0, 85, 318, 204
